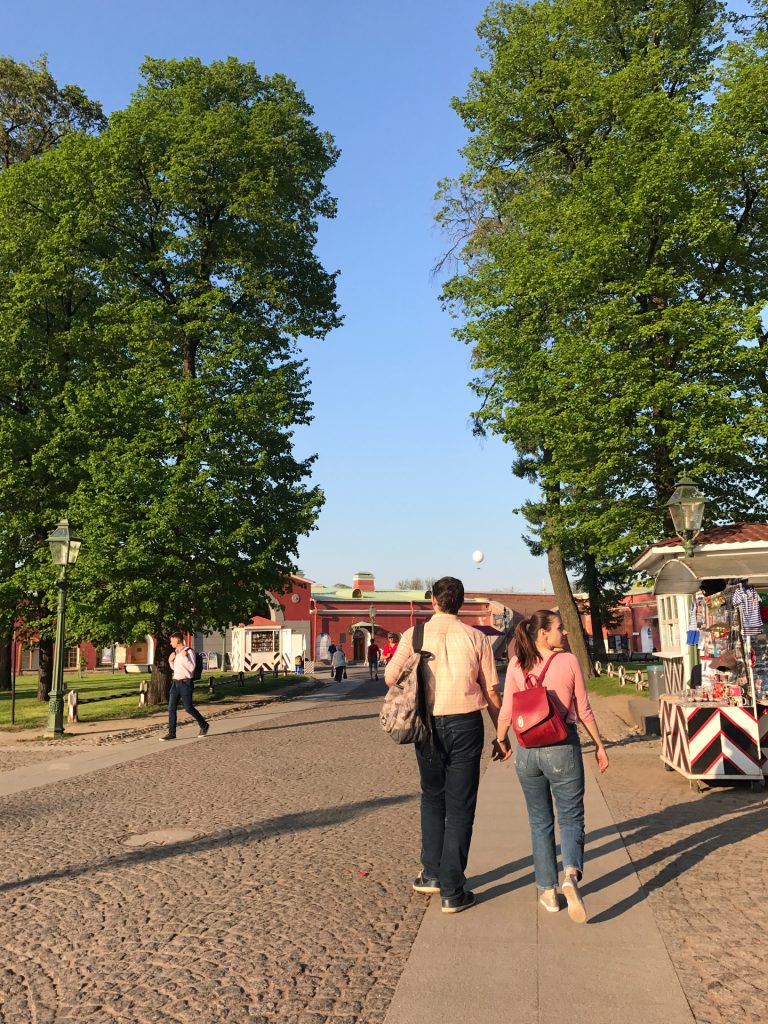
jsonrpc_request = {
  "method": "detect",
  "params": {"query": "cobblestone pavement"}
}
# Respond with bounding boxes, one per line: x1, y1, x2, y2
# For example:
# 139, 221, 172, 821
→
0, 677, 439, 1024
588, 699, 768, 1024
3, 682, 766, 1023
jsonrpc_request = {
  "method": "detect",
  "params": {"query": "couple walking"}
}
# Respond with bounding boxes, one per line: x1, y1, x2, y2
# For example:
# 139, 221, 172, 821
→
383, 577, 609, 920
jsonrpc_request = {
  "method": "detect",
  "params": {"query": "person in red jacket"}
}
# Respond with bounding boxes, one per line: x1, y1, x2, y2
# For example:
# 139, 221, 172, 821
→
381, 633, 399, 665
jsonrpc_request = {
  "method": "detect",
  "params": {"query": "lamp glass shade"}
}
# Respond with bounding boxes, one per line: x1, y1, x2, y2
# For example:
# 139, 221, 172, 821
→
48, 537, 69, 565
666, 478, 706, 539
47, 520, 82, 566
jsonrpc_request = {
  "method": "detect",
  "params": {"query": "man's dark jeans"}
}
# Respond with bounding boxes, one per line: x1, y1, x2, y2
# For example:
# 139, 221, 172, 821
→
168, 680, 207, 736
415, 710, 484, 899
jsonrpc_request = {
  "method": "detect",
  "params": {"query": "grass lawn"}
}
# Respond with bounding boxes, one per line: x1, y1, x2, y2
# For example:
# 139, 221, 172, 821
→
587, 661, 658, 698
0, 670, 305, 731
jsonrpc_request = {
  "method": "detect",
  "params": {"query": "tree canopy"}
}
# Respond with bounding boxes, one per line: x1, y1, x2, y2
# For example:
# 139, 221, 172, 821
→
438, 0, 768, 666
0, 55, 105, 168
0, 57, 340, 700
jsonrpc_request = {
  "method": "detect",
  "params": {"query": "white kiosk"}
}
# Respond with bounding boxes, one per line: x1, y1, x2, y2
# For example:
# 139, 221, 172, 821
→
633, 525, 768, 790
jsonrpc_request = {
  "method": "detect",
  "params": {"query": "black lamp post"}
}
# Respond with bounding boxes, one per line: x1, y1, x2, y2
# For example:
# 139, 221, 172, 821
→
666, 477, 706, 558
46, 519, 82, 737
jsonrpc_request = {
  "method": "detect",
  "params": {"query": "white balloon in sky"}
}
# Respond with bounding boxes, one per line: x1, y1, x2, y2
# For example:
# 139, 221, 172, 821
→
472, 550, 484, 564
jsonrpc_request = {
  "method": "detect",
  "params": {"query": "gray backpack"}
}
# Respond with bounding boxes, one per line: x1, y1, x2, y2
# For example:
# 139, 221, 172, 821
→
380, 623, 431, 745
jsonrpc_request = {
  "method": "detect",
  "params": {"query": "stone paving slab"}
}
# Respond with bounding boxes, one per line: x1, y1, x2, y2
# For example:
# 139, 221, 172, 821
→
383, 755, 694, 1024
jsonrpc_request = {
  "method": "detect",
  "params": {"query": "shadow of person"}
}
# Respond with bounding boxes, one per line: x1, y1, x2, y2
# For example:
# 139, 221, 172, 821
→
582, 792, 767, 923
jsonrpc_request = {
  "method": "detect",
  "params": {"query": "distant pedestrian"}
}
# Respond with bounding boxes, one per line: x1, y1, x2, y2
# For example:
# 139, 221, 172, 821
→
495, 611, 609, 923
160, 632, 209, 741
328, 641, 337, 675
367, 639, 381, 679
331, 645, 346, 682
294, 654, 304, 675
384, 577, 502, 913
381, 633, 399, 665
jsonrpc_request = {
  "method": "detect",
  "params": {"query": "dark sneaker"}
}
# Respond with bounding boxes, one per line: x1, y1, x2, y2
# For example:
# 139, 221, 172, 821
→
159, 733, 176, 742
441, 890, 476, 914
198, 722, 210, 738
412, 871, 440, 894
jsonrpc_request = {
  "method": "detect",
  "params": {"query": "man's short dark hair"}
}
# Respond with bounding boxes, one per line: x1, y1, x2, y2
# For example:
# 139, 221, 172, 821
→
170, 630, 184, 641
431, 576, 464, 614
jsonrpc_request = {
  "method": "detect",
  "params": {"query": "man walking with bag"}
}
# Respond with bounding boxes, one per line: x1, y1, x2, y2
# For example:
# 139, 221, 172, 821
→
159, 631, 210, 741
384, 576, 502, 913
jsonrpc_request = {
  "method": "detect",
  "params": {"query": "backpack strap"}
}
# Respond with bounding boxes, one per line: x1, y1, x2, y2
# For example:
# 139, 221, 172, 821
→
412, 622, 432, 745
524, 652, 559, 690
413, 621, 424, 654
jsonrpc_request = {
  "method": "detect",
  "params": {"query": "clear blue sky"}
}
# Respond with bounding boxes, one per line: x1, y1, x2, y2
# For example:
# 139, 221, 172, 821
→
5, 1, 753, 592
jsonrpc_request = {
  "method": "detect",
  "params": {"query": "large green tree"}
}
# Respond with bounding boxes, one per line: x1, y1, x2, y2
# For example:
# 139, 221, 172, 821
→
0, 57, 340, 704
438, 0, 768, 673
0, 57, 105, 695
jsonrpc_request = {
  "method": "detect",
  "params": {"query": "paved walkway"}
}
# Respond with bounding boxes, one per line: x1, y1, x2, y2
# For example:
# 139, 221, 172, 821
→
0, 671, 765, 1023
384, 757, 693, 1024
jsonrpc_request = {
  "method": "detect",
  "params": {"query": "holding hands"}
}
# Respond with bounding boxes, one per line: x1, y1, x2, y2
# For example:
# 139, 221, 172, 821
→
492, 737, 513, 762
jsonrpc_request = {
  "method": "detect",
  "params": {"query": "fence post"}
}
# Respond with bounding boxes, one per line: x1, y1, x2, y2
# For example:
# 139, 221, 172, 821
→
208, 676, 216, 694
67, 690, 78, 723
139, 680, 148, 707
618, 665, 627, 686
238, 671, 244, 687
594, 660, 602, 677
634, 671, 643, 690
607, 662, 615, 677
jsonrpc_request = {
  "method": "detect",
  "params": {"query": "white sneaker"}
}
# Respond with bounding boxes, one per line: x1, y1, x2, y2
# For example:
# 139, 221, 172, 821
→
539, 888, 560, 913
561, 877, 587, 923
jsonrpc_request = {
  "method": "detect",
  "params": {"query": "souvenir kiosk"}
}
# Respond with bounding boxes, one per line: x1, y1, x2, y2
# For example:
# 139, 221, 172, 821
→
632, 524, 768, 790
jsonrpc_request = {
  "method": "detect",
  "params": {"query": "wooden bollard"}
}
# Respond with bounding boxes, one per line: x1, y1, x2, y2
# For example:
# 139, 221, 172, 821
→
238, 671, 244, 687
258, 666, 265, 683
594, 660, 602, 677
607, 662, 615, 677
207, 676, 216, 694
139, 680, 148, 707
634, 671, 643, 691
618, 665, 627, 686
67, 690, 78, 723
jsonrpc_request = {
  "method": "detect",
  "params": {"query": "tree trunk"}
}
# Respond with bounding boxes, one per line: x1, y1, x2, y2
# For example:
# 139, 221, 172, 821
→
547, 543, 594, 680
37, 636, 53, 701
0, 626, 12, 692
582, 554, 608, 662
148, 633, 173, 706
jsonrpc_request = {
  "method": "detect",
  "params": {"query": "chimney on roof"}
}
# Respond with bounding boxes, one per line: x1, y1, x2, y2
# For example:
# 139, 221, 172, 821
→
353, 571, 375, 593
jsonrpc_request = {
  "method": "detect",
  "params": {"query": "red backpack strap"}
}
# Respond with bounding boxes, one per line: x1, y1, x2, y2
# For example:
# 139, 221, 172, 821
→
524, 653, 559, 690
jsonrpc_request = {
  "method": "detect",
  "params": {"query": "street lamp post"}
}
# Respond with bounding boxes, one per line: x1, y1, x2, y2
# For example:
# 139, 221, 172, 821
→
46, 519, 82, 737
666, 477, 707, 558
369, 603, 376, 644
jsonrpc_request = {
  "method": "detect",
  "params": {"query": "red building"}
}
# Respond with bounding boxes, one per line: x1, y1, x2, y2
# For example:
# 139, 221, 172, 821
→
310, 572, 502, 661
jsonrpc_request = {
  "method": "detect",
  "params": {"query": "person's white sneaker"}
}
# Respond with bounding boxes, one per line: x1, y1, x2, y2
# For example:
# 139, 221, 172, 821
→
539, 887, 560, 913
561, 877, 587, 923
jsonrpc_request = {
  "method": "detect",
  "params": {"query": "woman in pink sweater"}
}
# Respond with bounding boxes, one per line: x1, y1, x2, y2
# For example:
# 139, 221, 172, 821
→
495, 611, 609, 923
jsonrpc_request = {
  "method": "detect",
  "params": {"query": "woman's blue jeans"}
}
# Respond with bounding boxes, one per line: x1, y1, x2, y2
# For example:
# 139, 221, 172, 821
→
515, 726, 585, 889
415, 710, 484, 899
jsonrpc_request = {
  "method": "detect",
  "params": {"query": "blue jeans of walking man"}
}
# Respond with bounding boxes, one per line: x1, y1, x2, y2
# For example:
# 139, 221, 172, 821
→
514, 726, 585, 888
167, 680, 207, 737
415, 710, 484, 899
